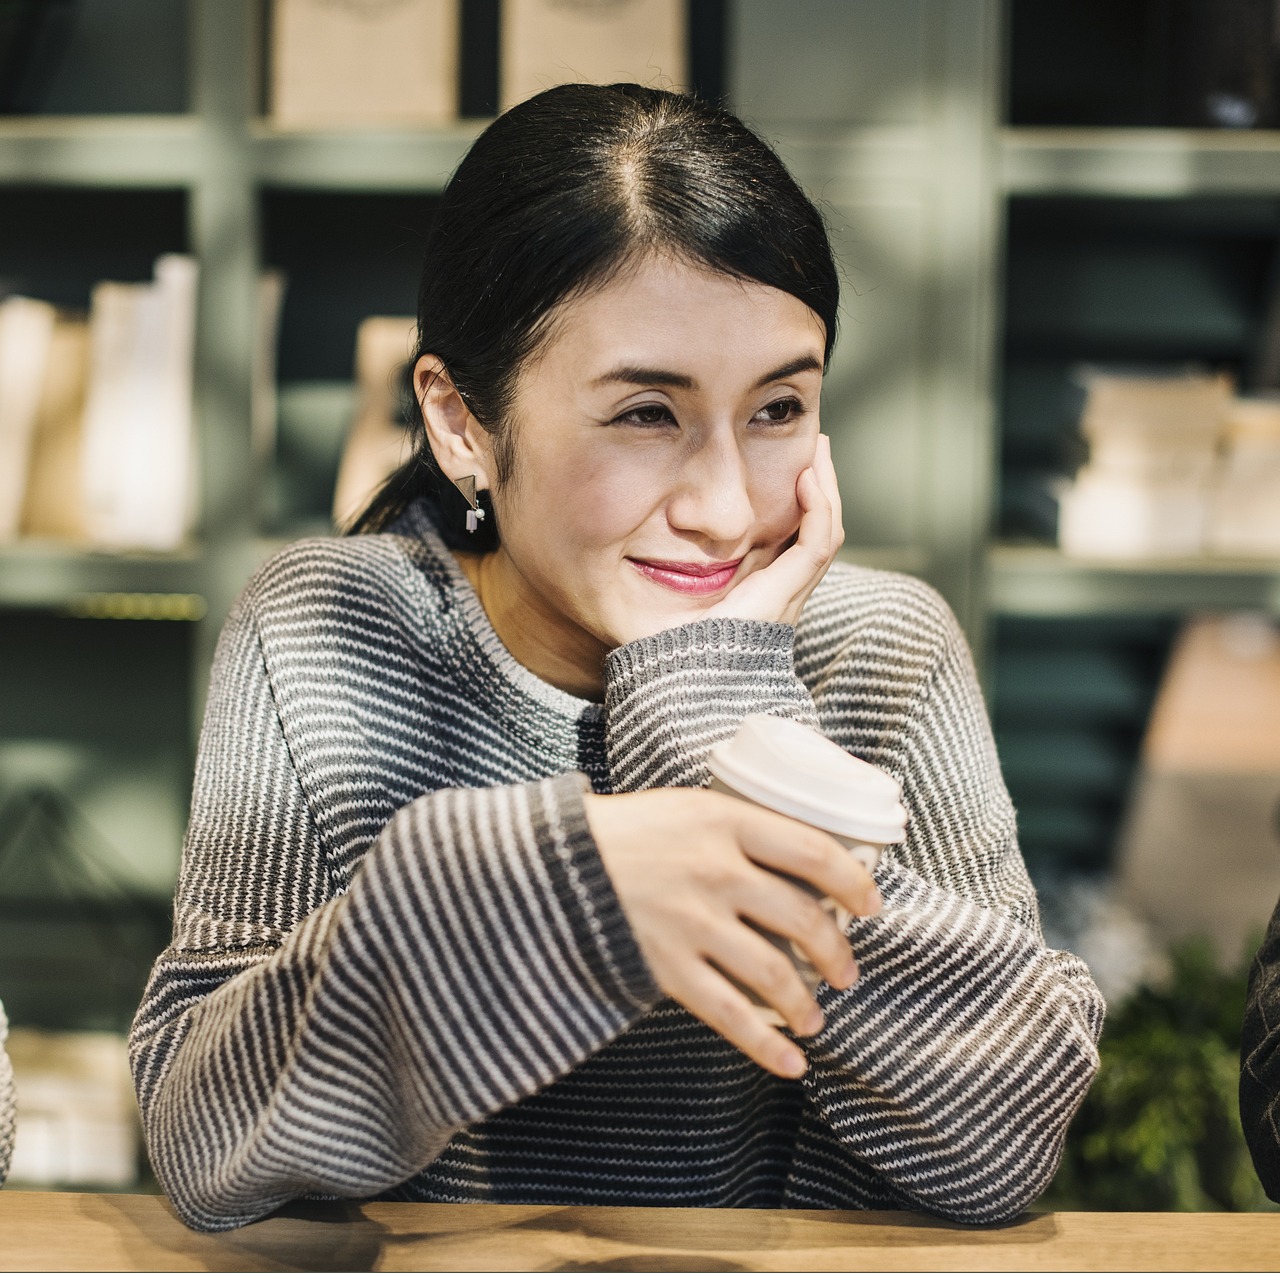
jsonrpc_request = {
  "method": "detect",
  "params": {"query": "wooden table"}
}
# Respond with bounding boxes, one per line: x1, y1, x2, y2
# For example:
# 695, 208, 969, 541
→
1, 1191, 1278, 1272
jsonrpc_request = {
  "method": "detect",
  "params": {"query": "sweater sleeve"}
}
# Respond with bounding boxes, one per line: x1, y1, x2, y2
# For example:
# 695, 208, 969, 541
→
601, 598, 1104, 1225
1240, 894, 1280, 1201
604, 617, 819, 790
129, 600, 660, 1233
0, 999, 14, 1185
803, 596, 1103, 1224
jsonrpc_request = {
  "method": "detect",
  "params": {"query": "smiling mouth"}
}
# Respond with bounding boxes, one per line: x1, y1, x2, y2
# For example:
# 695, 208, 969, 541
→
628, 557, 743, 596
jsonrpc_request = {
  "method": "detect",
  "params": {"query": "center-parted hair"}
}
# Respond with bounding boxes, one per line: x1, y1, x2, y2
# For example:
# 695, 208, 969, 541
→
354, 82, 840, 542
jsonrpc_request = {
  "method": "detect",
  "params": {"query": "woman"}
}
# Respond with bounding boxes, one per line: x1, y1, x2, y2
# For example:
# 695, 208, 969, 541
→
0, 1000, 13, 1185
1241, 902, 1280, 1197
130, 84, 1103, 1233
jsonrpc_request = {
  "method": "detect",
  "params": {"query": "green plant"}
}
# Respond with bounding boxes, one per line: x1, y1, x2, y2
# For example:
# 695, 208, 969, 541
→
1043, 938, 1275, 1212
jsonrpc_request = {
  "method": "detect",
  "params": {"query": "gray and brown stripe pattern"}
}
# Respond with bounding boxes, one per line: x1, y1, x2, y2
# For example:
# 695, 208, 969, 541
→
129, 501, 1102, 1232
0, 1001, 13, 1184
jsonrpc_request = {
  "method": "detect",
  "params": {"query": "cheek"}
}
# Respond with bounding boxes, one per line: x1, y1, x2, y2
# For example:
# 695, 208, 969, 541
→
748, 442, 811, 535
538, 449, 662, 554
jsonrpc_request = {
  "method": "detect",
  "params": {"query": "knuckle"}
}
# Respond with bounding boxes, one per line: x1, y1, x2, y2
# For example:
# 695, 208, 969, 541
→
797, 832, 837, 878
706, 986, 750, 1034
796, 894, 831, 938
693, 855, 740, 894
756, 950, 796, 998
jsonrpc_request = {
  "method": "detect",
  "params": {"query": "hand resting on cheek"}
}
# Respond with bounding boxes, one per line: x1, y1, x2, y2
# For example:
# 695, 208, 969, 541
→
585, 436, 867, 1080
703, 432, 844, 629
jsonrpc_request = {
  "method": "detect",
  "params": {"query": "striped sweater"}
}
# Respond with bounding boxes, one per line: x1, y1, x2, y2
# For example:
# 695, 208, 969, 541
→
0, 1000, 13, 1185
130, 501, 1104, 1232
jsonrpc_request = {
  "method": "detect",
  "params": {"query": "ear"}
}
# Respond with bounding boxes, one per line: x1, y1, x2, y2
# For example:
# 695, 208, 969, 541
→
414, 354, 495, 491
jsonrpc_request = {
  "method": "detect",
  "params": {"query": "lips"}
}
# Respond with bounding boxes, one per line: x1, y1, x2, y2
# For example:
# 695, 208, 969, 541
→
629, 557, 743, 596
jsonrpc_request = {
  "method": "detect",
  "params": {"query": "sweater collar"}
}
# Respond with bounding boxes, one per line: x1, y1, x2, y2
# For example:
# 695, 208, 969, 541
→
389, 500, 607, 765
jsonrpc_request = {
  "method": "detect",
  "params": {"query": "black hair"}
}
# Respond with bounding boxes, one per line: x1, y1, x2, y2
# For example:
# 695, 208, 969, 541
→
351, 82, 840, 545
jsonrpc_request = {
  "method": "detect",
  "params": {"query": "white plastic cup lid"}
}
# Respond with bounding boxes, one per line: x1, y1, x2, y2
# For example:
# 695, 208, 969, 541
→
707, 714, 907, 845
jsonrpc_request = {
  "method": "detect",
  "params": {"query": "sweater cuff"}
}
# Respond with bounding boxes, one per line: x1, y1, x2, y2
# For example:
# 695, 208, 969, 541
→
605, 618, 799, 687
534, 772, 660, 1010
604, 619, 819, 793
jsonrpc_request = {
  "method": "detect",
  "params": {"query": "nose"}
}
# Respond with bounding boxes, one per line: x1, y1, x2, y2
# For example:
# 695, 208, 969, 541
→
665, 432, 754, 547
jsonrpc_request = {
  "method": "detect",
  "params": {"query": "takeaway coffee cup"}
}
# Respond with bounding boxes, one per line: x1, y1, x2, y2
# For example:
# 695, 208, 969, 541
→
706, 714, 907, 1023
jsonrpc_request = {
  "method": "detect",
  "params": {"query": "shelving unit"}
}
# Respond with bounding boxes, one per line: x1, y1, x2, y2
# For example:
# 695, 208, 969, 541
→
0, 116, 202, 185
0, 1, 1004, 1037
3, 0, 1278, 1025
249, 123, 480, 190
989, 0, 1280, 874
0, 543, 205, 612
1002, 128, 1280, 198
989, 545, 1280, 616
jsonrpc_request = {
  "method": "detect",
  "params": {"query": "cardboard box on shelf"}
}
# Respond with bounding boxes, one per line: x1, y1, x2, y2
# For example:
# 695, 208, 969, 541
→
1058, 370, 1233, 560
270, 0, 459, 128
20, 314, 91, 543
331, 316, 417, 530
5, 1029, 139, 1189
79, 255, 198, 553
0, 296, 57, 542
1117, 614, 1280, 964
501, 0, 687, 110
1208, 397, 1280, 557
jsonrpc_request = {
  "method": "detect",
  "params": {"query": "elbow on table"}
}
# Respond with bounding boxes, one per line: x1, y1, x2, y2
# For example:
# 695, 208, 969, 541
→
151, 1157, 296, 1234
909, 1066, 1097, 1227
914, 1148, 1062, 1229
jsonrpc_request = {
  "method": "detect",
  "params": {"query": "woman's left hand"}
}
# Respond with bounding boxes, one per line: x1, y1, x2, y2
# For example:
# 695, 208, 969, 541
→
706, 433, 844, 627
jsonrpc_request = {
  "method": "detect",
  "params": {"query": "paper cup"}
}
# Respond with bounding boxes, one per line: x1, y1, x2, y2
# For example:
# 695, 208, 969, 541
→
706, 715, 907, 1025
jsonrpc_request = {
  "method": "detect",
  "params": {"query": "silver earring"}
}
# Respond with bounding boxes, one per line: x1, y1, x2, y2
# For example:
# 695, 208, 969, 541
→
457, 475, 486, 533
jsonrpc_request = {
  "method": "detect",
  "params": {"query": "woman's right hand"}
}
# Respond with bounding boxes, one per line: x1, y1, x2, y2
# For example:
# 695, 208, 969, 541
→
583, 787, 881, 1079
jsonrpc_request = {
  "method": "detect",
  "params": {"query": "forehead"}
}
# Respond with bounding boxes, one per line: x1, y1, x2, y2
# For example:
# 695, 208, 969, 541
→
532, 254, 827, 379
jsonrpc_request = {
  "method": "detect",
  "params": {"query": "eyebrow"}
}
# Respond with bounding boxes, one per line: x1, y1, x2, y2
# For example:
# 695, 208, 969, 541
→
590, 353, 823, 393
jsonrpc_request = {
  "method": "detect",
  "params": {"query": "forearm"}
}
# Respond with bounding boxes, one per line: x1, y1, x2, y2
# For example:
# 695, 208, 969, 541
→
132, 775, 659, 1232
803, 863, 1103, 1224
0, 1001, 14, 1185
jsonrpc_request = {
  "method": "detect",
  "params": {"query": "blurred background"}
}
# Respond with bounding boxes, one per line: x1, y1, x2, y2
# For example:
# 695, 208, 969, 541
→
0, 0, 1278, 1211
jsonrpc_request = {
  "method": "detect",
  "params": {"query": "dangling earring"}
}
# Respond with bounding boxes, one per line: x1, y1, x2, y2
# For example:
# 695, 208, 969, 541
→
456, 475, 486, 533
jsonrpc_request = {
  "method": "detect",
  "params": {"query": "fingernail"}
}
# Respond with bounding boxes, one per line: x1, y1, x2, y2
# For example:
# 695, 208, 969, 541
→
782, 1048, 807, 1079
832, 961, 858, 991
866, 885, 882, 916
800, 1005, 824, 1036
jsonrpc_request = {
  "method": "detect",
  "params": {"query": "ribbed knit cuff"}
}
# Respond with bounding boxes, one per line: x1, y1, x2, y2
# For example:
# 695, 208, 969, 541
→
534, 772, 660, 1011
605, 618, 799, 687
0, 998, 13, 1185
604, 620, 819, 793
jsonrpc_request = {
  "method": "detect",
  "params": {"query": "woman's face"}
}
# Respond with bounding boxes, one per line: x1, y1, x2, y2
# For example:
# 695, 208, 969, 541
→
440, 254, 828, 677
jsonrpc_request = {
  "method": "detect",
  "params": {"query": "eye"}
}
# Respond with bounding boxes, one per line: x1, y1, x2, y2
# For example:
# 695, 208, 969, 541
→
754, 396, 805, 425
613, 403, 676, 428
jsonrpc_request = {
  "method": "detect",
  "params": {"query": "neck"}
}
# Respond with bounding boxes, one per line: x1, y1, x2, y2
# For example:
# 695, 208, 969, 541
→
454, 547, 608, 702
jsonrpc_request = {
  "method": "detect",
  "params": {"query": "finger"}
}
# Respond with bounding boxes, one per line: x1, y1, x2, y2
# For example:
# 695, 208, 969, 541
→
794, 466, 836, 565
670, 960, 809, 1079
814, 434, 844, 548
728, 866, 859, 993
700, 917, 827, 1035
731, 804, 882, 920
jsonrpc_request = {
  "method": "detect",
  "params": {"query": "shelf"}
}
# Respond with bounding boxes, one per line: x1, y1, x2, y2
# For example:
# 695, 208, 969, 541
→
988, 543, 1280, 616
1001, 128, 1280, 197
0, 543, 206, 613
250, 122, 485, 191
0, 116, 201, 187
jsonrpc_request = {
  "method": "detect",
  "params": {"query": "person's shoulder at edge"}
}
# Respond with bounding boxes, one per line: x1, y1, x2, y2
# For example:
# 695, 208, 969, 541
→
230, 500, 457, 637
795, 558, 965, 676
